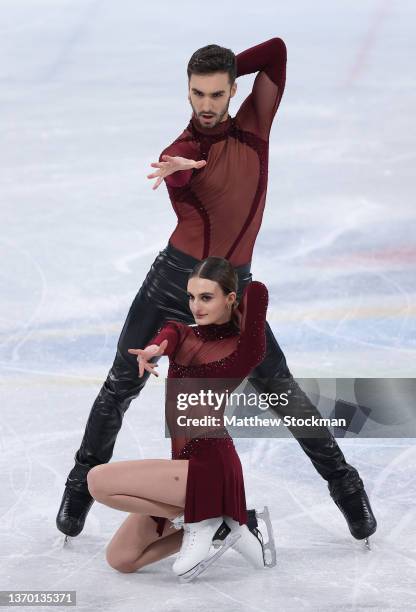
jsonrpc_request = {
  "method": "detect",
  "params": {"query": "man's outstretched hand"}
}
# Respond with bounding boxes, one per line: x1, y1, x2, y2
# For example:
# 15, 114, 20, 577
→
128, 339, 169, 377
147, 155, 206, 190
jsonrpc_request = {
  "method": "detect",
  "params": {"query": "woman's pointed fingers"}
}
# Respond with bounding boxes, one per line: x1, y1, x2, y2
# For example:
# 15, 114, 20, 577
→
128, 348, 141, 355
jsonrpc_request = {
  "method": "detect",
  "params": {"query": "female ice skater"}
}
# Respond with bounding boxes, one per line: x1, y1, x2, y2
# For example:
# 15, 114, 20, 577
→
87, 256, 275, 581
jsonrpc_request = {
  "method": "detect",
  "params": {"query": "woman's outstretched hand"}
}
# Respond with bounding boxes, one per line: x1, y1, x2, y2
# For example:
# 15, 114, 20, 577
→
128, 339, 168, 377
147, 155, 206, 190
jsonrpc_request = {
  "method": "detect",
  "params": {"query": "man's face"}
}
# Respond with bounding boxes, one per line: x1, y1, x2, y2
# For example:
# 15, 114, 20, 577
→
188, 72, 237, 128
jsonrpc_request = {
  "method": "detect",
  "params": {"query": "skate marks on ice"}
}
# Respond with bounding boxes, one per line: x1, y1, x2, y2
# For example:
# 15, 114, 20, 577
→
0, 240, 48, 356
0, 421, 115, 610
256, 217, 415, 375
1, 372, 415, 608
1, 325, 415, 595
0, 400, 273, 612
113, 243, 167, 275
350, 444, 416, 606
0, 240, 122, 376
236, 437, 416, 609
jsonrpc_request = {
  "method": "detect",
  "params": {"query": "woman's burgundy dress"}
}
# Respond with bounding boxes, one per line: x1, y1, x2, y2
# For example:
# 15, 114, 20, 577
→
147, 281, 268, 536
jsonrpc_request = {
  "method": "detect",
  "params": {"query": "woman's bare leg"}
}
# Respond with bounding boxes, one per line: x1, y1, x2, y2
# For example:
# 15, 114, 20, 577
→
87, 459, 190, 572
106, 513, 183, 573
87, 459, 189, 517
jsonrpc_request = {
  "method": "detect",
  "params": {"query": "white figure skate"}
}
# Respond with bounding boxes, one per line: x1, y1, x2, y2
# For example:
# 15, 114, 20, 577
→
213, 506, 277, 568
222, 517, 265, 568
171, 516, 241, 582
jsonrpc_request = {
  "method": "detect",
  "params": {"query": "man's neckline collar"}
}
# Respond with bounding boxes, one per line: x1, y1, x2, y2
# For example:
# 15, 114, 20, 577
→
190, 113, 233, 136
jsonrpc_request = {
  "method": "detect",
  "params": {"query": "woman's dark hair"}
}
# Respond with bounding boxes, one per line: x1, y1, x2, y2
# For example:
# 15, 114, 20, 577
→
187, 44, 236, 85
188, 256, 240, 327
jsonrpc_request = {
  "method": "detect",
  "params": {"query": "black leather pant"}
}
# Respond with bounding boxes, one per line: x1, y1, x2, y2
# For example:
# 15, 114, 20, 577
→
67, 242, 362, 499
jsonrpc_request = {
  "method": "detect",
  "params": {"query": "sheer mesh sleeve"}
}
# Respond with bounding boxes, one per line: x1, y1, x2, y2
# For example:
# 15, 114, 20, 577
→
235, 281, 268, 367
235, 37, 287, 140
146, 321, 183, 357
159, 136, 201, 188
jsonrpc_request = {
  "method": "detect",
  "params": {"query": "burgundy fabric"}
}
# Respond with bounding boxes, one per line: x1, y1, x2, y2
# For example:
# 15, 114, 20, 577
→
148, 281, 268, 535
159, 37, 287, 266
148, 281, 268, 376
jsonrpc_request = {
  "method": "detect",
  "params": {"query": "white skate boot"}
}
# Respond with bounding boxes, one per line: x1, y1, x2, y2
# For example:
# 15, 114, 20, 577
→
172, 516, 241, 582
222, 516, 265, 569
213, 506, 277, 568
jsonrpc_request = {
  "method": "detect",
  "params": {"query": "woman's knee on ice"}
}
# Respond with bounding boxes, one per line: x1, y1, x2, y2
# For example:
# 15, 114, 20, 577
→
105, 546, 147, 573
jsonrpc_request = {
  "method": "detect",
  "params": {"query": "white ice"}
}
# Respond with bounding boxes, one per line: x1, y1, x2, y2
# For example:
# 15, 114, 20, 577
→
1, 0, 415, 610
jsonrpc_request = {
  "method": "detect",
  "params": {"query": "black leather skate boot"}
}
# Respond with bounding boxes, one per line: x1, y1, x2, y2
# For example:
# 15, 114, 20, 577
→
56, 487, 94, 537
56, 454, 95, 538
329, 476, 377, 540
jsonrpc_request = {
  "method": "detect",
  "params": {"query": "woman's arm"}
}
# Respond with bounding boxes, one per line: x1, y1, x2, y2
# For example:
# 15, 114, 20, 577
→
146, 321, 182, 356
236, 281, 269, 368
128, 321, 182, 377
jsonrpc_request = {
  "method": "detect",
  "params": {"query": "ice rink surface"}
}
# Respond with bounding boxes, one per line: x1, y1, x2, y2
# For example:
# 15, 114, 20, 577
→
1, 0, 415, 610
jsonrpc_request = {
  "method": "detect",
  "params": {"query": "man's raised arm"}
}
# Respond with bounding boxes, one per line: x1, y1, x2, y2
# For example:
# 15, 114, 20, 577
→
235, 37, 287, 140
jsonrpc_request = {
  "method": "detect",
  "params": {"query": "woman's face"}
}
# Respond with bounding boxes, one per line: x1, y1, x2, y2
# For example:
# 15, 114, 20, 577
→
187, 277, 236, 325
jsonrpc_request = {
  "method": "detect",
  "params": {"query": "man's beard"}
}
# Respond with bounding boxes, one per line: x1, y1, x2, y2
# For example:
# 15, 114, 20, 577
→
189, 97, 231, 128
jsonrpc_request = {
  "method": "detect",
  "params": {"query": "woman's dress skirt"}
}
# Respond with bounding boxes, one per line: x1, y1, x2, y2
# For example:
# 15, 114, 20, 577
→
151, 434, 247, 536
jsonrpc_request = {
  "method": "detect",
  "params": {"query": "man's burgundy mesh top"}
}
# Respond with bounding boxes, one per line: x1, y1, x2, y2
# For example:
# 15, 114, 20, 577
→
147, 281, 268, 458
159, 37, 287, 267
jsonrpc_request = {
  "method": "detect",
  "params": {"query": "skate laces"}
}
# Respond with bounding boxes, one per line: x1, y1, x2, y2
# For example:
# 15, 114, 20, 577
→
176, 524, 193, 560
186, 523, 198, 547
179, 521, 212, 555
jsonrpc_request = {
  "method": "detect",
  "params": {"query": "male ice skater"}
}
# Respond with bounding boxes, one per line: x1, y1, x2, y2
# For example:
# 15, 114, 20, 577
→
57, 37, 376, 544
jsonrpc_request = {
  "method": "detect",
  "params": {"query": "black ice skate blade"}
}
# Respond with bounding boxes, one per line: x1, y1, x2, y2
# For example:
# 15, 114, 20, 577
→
178, 532, 241, 583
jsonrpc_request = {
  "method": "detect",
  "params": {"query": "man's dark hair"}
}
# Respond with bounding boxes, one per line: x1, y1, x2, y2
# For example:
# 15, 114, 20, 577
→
187, 44, 236, 85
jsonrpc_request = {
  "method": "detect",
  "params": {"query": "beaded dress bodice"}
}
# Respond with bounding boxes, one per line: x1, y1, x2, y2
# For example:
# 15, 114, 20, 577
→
148, 281, 268, 377
147, 281, 268, 458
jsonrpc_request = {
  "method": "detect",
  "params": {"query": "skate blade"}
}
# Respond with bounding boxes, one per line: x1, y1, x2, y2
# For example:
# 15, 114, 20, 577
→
255, 506, 277, 568
364, 537, 371, 551
178, 532, 242, 583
